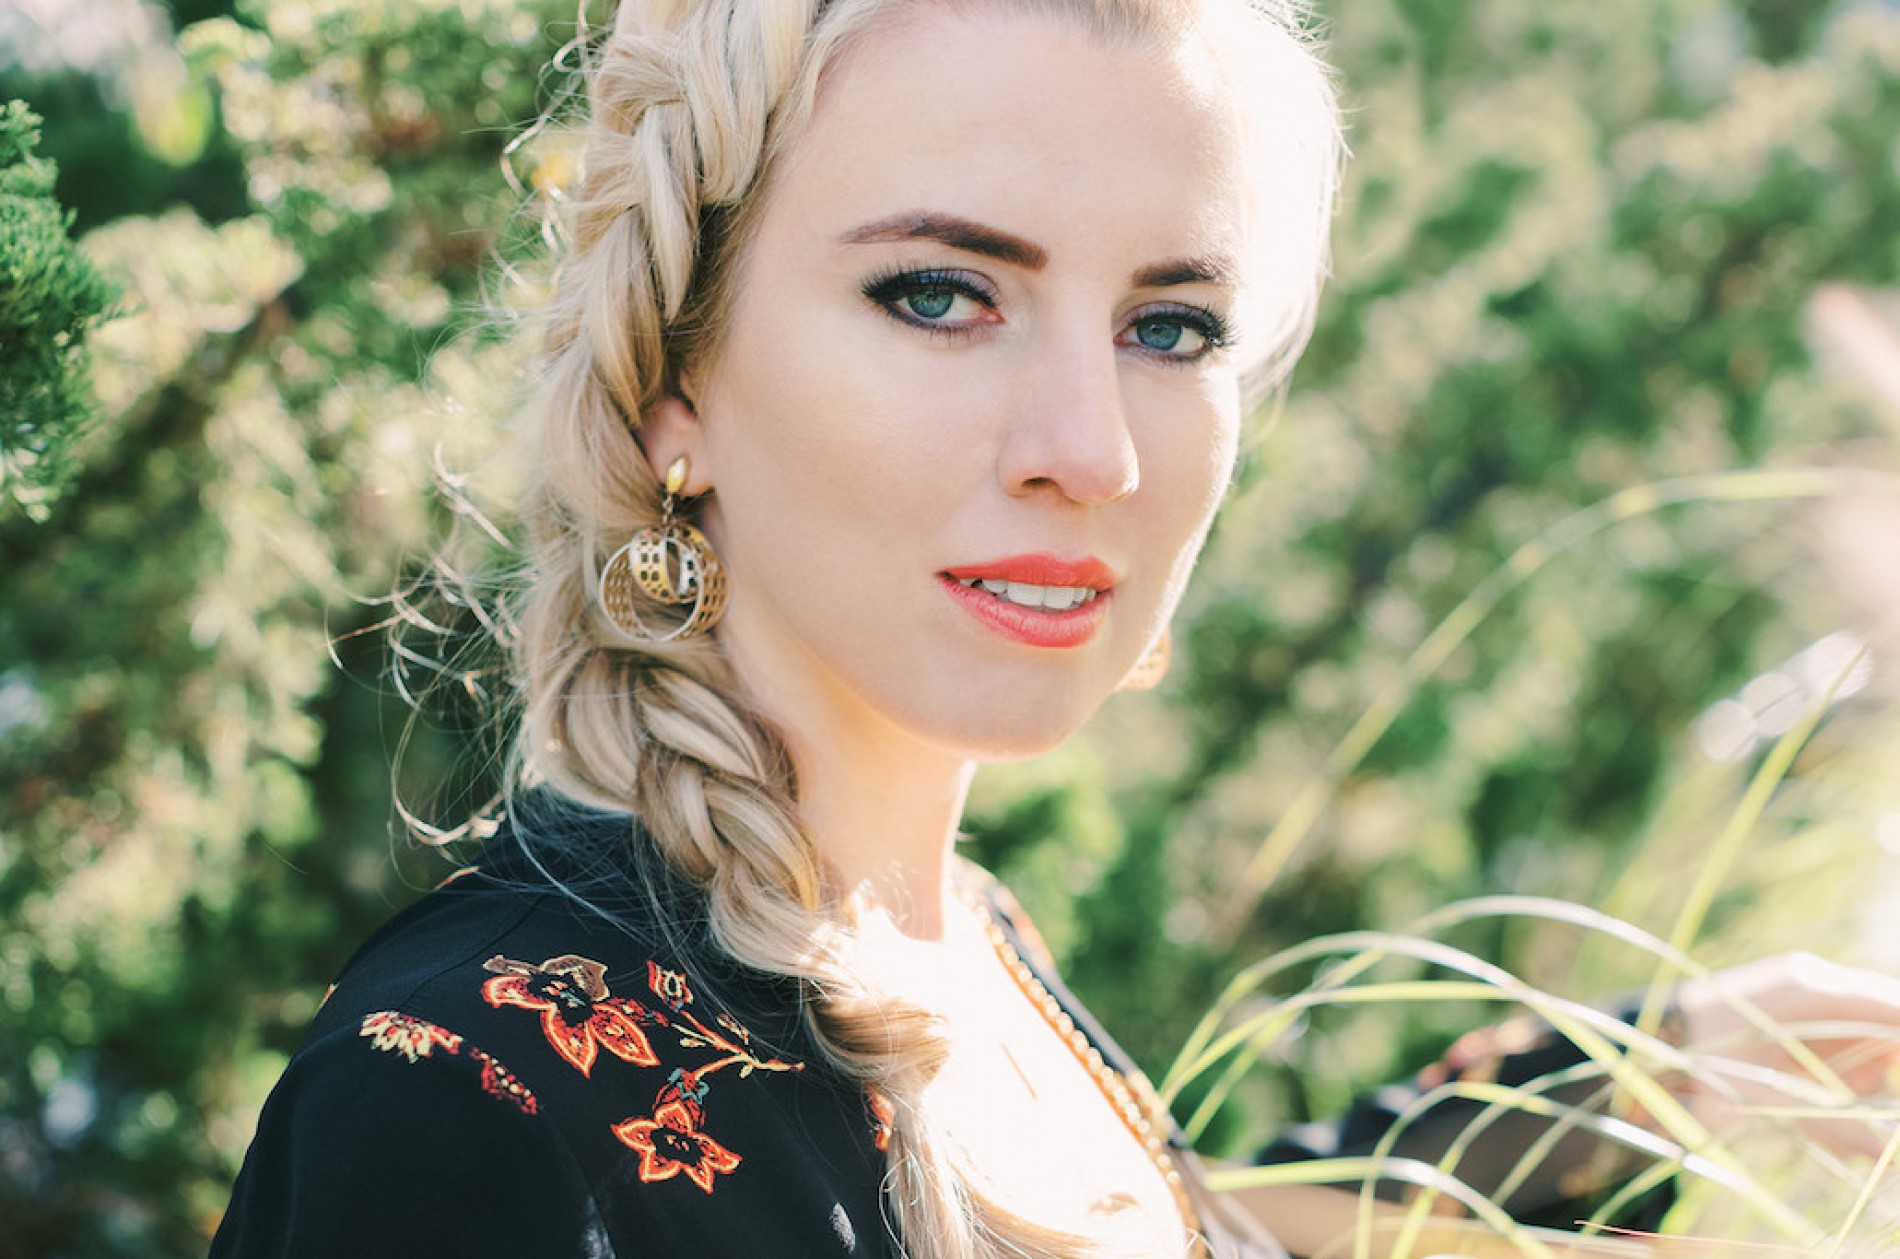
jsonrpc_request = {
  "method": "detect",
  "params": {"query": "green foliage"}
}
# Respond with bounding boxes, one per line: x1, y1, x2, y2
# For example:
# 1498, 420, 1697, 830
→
980, 0, 1900, 1164
0, 102, 118, 521
3, 0, 1898, 1253
0, 3, 560, 1252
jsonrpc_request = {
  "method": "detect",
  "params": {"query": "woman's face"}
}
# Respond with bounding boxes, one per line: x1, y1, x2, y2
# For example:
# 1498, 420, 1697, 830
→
658, 4, 1259, 765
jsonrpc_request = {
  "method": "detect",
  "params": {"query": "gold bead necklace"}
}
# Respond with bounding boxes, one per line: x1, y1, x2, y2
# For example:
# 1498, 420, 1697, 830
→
967, 897, 1210, 1258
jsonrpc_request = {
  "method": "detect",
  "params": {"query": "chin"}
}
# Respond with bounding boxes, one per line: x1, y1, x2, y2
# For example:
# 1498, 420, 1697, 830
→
922, 694, 1108, 764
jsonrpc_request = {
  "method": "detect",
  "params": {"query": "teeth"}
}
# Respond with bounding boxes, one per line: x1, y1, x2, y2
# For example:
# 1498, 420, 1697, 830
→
1005, 581, 1044, 607
956, 576, 1098, 611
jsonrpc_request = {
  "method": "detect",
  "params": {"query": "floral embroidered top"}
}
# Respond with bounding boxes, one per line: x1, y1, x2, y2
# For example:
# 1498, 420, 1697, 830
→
211, 808, 903, 1256
212, 799, 1273, 1257
211, 800, 1657, 1257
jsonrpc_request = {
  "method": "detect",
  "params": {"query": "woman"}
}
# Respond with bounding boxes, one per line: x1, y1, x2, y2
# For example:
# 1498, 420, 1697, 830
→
211, 0, 1900, 1255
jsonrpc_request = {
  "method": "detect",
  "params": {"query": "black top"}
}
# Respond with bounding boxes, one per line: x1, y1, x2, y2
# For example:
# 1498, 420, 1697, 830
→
210, 801, 1656, 1257
212, 801, 1282, 1257
213, 805, 898, 1256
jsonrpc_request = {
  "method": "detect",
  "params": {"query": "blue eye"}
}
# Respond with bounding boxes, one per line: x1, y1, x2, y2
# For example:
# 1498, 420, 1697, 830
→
1118, 305, 1230, 364
863, 268, 1001, 336
1133, 318, 1191, 353
904, 286, 957, 320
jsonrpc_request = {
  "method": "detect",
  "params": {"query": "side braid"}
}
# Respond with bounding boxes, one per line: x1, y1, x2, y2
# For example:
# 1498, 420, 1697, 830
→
516, 4, 1061, 1255
508, 2, 1342, 1256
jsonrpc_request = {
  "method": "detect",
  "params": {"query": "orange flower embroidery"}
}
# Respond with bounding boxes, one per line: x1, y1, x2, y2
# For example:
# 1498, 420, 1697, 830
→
715, 1011, 751, 1046
356, 1012, 540, 1116
614, 1099, 742, 1193
1416, 1016, 1545, 1089
360, 1010, 463, 1063
471, 1047, 539, 1115
482, 954, 665, 1077
647, 960, 693, 1010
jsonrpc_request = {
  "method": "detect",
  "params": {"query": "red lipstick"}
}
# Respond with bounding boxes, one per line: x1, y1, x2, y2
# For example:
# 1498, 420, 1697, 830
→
939, 553, 1115, 649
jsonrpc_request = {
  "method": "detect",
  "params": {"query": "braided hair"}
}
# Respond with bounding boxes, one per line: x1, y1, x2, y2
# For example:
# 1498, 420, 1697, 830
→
508, 2, 1341, 1254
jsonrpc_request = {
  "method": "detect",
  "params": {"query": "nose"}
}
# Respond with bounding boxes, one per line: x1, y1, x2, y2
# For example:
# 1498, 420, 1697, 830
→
996, 331, 1139, 506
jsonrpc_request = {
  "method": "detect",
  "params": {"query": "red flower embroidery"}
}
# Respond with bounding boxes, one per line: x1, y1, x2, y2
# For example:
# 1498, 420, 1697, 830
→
357, 1011, 538, 1117
655, 1068, 708, 1119
470, 1047, 539, 1116
482, 954, 664, 1077
1416, 1016, 1544, 1089
613, 1100, 742, 1193
360, 1010, 462, 1063
647, 960, 693, 1010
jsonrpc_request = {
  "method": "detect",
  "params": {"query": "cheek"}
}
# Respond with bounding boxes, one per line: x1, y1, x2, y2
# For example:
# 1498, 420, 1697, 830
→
1137, 393, 1240, 611
1140, 386, 1240, 528
697, 313, 982, 569
723, 332, 1008, 516
704, 309, 867, 503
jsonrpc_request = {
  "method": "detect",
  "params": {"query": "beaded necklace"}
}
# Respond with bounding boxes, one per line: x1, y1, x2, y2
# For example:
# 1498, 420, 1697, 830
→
965, 895, 1211, 1258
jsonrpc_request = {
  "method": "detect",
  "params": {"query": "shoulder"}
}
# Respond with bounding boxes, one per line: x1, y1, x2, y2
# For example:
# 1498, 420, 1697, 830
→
216, 805, 896, 1257
301, 798, 810, 1091
213, 1003, 607, 1256
213, 868, 646, 1256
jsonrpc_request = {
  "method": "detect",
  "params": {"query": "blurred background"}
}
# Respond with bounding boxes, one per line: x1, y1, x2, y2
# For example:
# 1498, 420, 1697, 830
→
3, 0, 1899, 1253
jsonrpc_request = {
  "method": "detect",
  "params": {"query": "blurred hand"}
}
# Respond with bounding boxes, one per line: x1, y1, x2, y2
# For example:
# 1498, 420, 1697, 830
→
1676, 951, 1900, 1157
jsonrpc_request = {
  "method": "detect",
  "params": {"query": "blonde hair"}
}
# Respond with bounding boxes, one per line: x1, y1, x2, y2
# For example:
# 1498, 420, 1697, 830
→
509, 1, 1341, 1255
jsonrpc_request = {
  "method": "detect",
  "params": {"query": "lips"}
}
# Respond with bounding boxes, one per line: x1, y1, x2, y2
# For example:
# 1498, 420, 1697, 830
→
939, 553, 1116, 649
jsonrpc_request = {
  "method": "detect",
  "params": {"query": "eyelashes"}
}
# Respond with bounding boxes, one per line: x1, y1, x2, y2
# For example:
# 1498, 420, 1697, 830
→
861, 267, 1001, 337
859, 265, 1235, 364
1120, 305, 1234, 360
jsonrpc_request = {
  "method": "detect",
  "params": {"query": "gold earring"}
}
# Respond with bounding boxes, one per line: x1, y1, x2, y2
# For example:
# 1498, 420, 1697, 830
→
1119, 628, 1171, 692
599, 455, 728, 643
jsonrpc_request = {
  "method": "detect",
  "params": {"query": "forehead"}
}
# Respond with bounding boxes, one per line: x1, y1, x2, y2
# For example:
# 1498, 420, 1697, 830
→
763, 4, 1253, 271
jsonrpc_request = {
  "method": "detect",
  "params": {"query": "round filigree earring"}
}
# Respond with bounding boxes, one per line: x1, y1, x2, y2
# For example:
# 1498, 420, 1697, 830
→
1119, 627, 1171, 692
598, 455, 728, 643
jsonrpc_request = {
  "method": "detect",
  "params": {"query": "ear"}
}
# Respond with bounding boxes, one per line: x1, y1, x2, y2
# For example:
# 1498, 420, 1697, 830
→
638, 392, 715, 495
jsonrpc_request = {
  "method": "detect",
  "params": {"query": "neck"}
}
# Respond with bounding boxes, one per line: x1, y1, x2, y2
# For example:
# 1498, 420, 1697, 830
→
716, 622, 978, 941
798, 737, 977, 939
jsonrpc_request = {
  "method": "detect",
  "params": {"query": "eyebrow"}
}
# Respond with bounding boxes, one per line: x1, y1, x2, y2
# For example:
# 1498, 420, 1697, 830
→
1133, 256, 1241, 290
839, 210, 1239, 290
839, 212, 1048, 269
